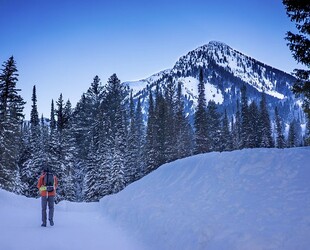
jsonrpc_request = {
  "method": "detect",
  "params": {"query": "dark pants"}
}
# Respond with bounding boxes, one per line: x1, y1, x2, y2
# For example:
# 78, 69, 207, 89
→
41, 196, 55, 223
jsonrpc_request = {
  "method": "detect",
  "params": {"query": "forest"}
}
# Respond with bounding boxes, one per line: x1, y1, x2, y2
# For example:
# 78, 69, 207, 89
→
0, 56, 309, 202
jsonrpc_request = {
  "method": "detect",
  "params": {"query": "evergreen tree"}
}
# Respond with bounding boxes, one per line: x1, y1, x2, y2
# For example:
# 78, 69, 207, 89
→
102, 74, 128, 193
240, 85, 250, 148
232, 100, 242, 150
164, 77, 177, 161
221, 109, 233, 151
175, 81, 194, 158
20, 85, 43, 197
194, 68, 209, 153
0, 56, 25, 193
287, 119, 297, 147
275, 106, 286, 148
259, 92, 274, 148
145, 91, 157, 174
50, 100, 56, 131
248, 101, 260, 148
125, 92, 137, 183
206, 100, 221, 151
153, 88, 168, 166
283, 0, 310, 117
133, 97, 145, 180
305, 116, 310, 146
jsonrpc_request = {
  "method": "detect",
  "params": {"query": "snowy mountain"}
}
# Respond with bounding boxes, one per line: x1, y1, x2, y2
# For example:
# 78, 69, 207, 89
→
125, 41, 304, 125
2, 147, 309, 249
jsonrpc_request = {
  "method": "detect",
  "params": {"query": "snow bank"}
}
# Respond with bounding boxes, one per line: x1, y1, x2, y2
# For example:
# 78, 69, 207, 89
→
1, 147, 309, 250
100, 147, 310, 250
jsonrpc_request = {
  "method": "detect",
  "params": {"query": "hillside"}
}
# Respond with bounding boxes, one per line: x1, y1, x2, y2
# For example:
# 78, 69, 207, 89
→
1, 147, 309, 250
125, 41, 304, 125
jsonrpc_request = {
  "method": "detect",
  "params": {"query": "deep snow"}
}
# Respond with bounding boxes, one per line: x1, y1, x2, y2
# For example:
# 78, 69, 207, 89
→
100, 147, 310, 250
1, 147, 310, 250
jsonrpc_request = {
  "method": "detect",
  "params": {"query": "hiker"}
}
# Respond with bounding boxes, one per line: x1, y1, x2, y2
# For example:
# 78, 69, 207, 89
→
37, 166, 58, 227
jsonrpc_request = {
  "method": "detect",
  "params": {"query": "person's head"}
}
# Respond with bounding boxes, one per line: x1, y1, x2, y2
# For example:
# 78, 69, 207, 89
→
42, 166, 50, 174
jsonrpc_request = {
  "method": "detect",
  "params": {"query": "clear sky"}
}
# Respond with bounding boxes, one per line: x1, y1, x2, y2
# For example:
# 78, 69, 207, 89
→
0, 0, 300, 119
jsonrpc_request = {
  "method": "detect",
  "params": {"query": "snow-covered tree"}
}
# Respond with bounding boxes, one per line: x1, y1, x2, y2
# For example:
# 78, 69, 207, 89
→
194, 68, 209, 153
0, 56, 25, 193
275, 106, 286, 148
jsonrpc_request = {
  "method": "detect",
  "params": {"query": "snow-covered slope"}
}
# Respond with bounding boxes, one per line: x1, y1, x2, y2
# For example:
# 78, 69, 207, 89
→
100, 147, 310, 250
1, 147, 309, 250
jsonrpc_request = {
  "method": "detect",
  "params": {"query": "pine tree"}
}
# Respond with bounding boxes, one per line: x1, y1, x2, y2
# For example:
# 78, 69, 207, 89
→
240, 85, 250, 148
275, 106, 286, 148
305, 116, 310, 146
175, 81, 194, 158
102, 74, 128, 193
221, 109, 233, 151
287, 119, 297, 147
232, 100, 242, 149
0, 56, 25, 193
194, 68, 209, 153
125, 92, 136, 182
206, 100, 221, 151
164, 77, 177, 161
20, 85, 43, 197
133, 97, 145, 180
153, 88, 168, 166
248, 101, 260, 148
283, 0, 310, 117
145, 90, 157, 174
259, 92, 274, 148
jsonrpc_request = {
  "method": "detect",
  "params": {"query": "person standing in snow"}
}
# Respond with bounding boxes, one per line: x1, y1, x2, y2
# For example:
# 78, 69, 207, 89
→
37, 166, 58, 227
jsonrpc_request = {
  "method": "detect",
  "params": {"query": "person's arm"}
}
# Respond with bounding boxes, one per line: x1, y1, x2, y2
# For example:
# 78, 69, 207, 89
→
37, 175, 42, 189
54, 176, 58, 189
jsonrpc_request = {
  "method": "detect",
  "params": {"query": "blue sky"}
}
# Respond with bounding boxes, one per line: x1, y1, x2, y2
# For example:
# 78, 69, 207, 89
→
0, 0, 299, 119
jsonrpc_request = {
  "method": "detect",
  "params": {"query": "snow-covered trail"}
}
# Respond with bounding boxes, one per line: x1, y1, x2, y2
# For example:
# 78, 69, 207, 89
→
0, 190, 145, 250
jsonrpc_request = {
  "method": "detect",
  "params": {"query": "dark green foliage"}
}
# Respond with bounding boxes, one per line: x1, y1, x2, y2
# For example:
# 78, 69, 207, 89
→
206, 100, 221, 151
275, 106, 286, 148
283, 0, 310, 116
259, 92, 274, 148
194, 68, 209, 153
0, 56, 25, 193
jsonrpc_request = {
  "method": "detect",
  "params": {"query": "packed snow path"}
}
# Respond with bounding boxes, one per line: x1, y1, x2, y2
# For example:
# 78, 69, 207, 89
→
0, 191, 145, 250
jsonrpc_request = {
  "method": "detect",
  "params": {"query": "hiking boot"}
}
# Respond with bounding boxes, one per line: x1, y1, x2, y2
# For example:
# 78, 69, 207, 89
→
41, 223, 46, 227
49, 220, 54, 226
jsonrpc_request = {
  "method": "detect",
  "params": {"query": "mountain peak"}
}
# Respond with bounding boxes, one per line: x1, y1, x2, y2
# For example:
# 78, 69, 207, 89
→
207, 40, 229, 48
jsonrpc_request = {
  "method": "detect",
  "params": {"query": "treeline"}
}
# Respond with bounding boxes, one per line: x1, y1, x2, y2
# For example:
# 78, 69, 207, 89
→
0, 58, 309, 202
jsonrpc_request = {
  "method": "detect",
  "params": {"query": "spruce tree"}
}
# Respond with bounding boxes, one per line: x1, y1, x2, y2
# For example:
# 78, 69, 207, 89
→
175, 81, 194, 158
164, 77, 177, 161
206, 100, 221, 151
134, 97, 145, 180
240, 85, 250, 148
283, 0, 310, 117
145, 90, 157, 174
275, 106, 286, 148
287, 119, 297, 147
21, 85, 43, 197
194, 68, 209, 153
259, 92, 274, 148
305, 116, 310, 146
232, 100, 242, 150
221, 109, 233, 151
248, 101, 260, 148
0, 56, 25, 193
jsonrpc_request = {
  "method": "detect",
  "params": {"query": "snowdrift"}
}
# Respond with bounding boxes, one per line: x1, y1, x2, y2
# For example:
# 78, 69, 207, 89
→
1, 147, 309, 250
100, 147, 310, 250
